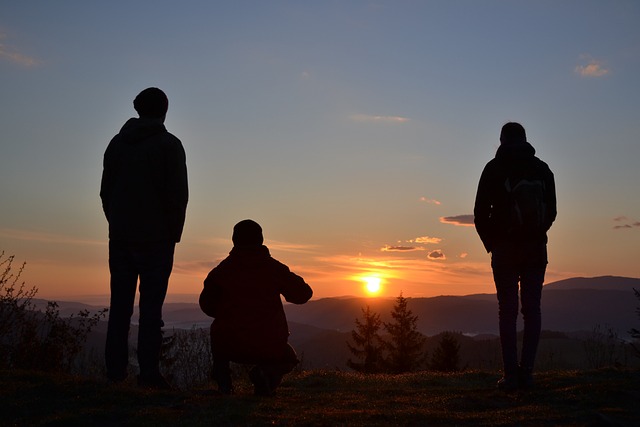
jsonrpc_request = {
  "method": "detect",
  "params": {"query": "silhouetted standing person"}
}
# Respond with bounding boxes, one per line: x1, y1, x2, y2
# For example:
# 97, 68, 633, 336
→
100, 87, 188, 388
474, 122, 556, 391
200, 220, 313, 396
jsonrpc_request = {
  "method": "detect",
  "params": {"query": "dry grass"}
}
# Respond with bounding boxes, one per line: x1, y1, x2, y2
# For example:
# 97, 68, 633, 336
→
2, 368, 639, 426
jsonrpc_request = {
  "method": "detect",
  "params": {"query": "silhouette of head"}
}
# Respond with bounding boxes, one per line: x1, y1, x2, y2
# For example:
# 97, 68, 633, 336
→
133, 87, 169, 119
232, 219, 264, 247
500, 122, 527, 145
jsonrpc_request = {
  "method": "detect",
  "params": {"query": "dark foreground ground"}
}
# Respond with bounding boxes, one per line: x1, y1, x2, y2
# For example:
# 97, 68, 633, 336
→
2, 368, 639, 426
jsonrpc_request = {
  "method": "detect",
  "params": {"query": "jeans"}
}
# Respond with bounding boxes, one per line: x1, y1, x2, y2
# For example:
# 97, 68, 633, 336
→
212, 341, 299, 392
105, 240, 175, 379
491, 241, 547, 376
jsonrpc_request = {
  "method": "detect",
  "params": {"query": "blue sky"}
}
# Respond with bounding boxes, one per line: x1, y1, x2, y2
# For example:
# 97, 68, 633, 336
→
1, 1, 639, 302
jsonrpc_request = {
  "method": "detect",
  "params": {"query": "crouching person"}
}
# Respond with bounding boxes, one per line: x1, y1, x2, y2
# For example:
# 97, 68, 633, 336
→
199, 219, 313, 396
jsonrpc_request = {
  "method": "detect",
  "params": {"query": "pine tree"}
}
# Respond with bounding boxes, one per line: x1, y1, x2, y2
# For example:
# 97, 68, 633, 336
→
347, 305, 384, 373
629, 288, 640, 359
429, 331, 461, 372
382, 293, 427, 373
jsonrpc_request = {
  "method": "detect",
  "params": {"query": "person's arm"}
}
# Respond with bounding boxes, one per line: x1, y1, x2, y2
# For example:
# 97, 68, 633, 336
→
199, 269, 220, 318
544, 167, 557, 232
474, 164, 494, 253
165, 137, 189, 242
99, 142, 115, 221
278, 264, 313, 304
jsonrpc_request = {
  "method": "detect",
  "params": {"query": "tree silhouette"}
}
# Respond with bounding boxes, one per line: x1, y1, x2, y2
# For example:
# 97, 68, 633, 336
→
429, 331, 461, 372
629, 288, 640, 359
382, 293, 427, 373
347, 305, 384, 373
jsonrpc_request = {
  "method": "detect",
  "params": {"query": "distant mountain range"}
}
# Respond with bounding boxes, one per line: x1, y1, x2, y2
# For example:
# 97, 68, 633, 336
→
33, 275, 639, 336
29, 275, 640, 371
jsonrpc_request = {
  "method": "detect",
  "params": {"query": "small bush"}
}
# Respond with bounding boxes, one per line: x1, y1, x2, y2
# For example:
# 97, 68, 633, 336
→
0, 251, 107, 373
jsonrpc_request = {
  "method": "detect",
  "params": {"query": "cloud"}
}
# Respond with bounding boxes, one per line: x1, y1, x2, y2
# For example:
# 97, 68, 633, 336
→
440, 215, 475, 226
612, 216, 640, 230
575, 56, 609, 78
0, 228, 103, 246
381, 245, 424, 252
427, 250, 446, 260
412, 236, 442, 244
459, 252, 468, 259
0, 32, 39, 67
173, 260, 219, 276
267, 240, 320, 254
419, 197, 441, 205
350, 114, 410, 123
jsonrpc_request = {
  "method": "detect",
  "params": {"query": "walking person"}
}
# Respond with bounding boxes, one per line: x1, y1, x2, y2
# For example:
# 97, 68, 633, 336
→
100, 87, 188, 388
474, 122, 556, 391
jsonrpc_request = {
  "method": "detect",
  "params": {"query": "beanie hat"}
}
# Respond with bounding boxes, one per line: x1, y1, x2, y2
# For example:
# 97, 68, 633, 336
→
232, 219, 264, 247
500, 122, 527, 145
133, 87, 169, 118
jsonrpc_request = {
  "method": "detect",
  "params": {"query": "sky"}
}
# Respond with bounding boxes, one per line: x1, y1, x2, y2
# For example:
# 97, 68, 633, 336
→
1, 1, 639, 304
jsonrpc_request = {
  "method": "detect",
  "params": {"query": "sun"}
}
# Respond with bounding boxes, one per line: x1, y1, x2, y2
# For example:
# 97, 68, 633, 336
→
362, 276, 382, 295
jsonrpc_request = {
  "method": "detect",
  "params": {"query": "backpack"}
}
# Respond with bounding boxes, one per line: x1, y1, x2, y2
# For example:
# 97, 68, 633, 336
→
504, 175, 546, 235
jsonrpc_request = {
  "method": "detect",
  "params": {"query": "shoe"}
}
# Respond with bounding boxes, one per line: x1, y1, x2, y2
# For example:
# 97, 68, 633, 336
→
496, 376, 518, 392
218, 383, 234, 395
137, 374, 172, 390
518, 366, 534, 389
249, 367, 274, 396
106, 371, 127, 383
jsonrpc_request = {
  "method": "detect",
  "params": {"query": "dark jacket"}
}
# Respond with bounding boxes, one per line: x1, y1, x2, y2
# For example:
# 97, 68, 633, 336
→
199, 245, 313, 360
474, 141, 557, 253
100, 117, 188, 242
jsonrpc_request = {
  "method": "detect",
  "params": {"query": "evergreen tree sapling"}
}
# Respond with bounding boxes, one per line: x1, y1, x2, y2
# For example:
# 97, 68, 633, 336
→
382, 293, 427, 373
429, 331, 461, 372
347, 305, 384, 373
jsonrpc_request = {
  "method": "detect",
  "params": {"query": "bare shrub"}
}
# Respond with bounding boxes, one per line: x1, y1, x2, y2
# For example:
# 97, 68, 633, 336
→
0, 251, 107, 373
161, 326, 212, 389
583, 324, 622, 369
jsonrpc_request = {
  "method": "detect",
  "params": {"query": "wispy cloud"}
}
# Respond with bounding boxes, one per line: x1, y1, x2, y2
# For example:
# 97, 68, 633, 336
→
419, 197, 441, 205
575, 55, 609, 78
440, 215, 475, 227
381, 245, 424, 252
612, 216, 640, 230
412, 236, 442, 244
382, 235, 442, 252
427, 250, 446, 260
350, 114, 410, 123
0, 32, 39, 67
267, 239, 321, 254
0, 228, 103, 246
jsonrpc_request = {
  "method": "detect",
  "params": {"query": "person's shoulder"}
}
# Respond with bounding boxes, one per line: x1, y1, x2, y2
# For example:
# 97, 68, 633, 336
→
532, 156, 553, 173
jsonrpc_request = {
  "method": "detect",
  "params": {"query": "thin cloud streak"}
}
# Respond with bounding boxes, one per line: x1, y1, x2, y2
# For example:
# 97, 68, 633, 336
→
440, 215, 475, 226
0, 228, 104, 246
612, 216, 640, 229
420, 197, 441, 205
0, 32, 39, 67
350, 114, 410, 123
381, 245, 424, 252
413, 236, 442, 244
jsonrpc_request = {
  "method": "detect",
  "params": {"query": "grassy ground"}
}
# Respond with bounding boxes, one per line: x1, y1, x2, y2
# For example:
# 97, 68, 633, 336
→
2, 368, 639, 426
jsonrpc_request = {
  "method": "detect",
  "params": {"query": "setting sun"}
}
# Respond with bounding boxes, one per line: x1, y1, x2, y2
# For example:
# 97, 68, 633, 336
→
362, 276, 382, 295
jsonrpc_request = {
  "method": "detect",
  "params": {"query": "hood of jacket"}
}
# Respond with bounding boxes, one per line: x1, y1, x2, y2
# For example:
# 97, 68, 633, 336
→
117, 117, 167, 145
495, 141, 536, 162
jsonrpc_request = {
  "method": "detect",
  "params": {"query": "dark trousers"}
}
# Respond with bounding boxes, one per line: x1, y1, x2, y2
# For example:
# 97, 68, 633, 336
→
491, 242, 547, 376
212, 341, 299, 392
105, 240, 175, 379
